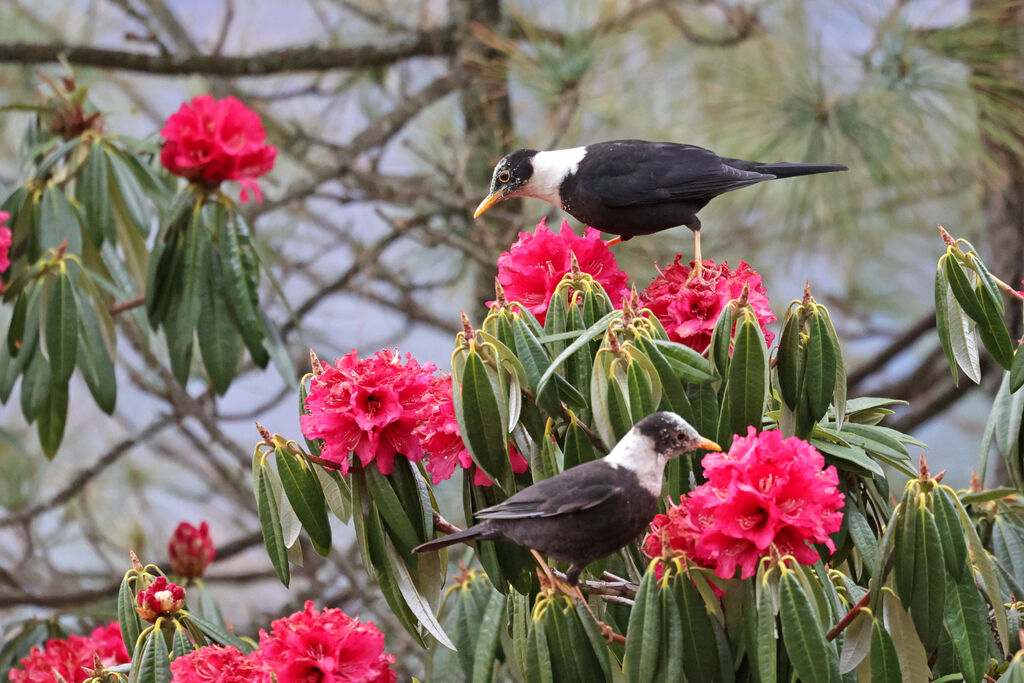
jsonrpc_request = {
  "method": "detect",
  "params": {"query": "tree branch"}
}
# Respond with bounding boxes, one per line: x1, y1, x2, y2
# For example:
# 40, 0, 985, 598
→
0, 28, 456, 76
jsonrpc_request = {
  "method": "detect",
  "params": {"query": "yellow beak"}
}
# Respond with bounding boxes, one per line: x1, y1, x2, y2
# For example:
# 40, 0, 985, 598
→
693, 437, 722, 452
474, 191, 503, 218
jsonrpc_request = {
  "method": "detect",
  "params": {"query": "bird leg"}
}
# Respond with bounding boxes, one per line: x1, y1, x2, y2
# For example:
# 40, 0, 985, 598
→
686, 230, 704, 282
530, 548, 559, 590
604, 236, 623, 248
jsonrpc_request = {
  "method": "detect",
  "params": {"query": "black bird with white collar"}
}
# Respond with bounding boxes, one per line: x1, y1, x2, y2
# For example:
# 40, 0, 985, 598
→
474, 139, 847, 277
413, 411, 719, 586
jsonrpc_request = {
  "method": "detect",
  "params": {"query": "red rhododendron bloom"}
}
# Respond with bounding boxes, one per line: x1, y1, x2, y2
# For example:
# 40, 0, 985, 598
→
169, 645, 271, 683
495, 217, 629, 325
643, 428, 843, 580
258, 601, 396, 683
169, 521, 216, 579
160, 95, 276, 202
640, 256, 775, 354
136, 576, 186, 622
9, 622, 130, 682
0, 211, 11, 277
301, 349, 438, 476
419, 375, 528, 486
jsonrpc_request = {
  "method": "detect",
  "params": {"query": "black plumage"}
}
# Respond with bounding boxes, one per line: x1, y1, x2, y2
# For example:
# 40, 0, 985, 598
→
413, 412, 719, 585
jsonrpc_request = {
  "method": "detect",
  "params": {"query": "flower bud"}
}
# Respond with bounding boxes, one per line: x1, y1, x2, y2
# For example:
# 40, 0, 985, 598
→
135, 576, 186, 622
168, 521, 216, 579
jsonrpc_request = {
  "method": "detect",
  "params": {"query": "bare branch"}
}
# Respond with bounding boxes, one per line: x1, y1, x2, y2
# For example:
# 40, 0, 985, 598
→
0, 28, 456, 76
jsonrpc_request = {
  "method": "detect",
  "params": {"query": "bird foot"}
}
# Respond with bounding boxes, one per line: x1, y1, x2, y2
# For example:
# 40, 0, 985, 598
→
685, 261, 704, 283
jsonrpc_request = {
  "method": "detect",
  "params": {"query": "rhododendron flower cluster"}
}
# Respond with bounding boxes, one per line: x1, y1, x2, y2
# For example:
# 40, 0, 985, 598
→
301, 349, 437, 476
640, 256, 775, 353
258, 601, 396, 683
495, 218, 630, 325
168, 521, 216, 579
135, 576, 186, 621
9, 622, 130, 683
0, 211, 11, 277
160, 95, 277, 202
643, 428, 844, 580
169, 645, 270, 683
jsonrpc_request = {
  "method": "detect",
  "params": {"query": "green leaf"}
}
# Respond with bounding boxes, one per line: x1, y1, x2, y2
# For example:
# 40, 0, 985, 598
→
197, 269, 242, 394
650, 339, 716, 382
869, 618, 901, 683
219, 214, 269, 367
364, 465, 422, 557
179, 215, 209, 342
677, 570, 724, 683
708, 303, 734, 380
20, 351, 50, 422
536, 310, 621, 397
45, 268, 78, 385
171, 622, 195, 659
364, 501, 427, 647
626, 360, 656, 421
945, 284, 981, 384
728, 312, 768, 437
881, 591, 930, 683
37, 379, 68, 457
128, 628, 171, 683
75, 143, 113, 246
253, 461, 290, 586
804, 311, 836, 420
625, 569, 661, 683
935, 266, 959, 383
638, 335, 692, 419
39, 183, 83, 255
470, 590, 505, 683
907, 502, 945, 651
512, 317, 560, 415
107, 147, 151, 236
971, 254, 1006, 315
164, 290, 195, 385
313, 465, 352, 523
118, 573, 144, 656
275, 447, 332, 556
952, 494, 1010, 654
838, 610, 873, 674
459, 349, 511, 489
1011, 344, 1024, 394
944, 256, 985, 324
932, 487, 968, 581
776, 313, 801, 408
526, 620, 555, 683
74, 287, 116, 413
975, 290, 1016, 372
186, 613, 253, 653
780, 570, 840, 683
943, 575, 989, 683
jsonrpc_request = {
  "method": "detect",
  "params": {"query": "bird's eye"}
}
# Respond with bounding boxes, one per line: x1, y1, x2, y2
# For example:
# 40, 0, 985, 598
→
675, 432, 687, 442
498, 169, 511, 183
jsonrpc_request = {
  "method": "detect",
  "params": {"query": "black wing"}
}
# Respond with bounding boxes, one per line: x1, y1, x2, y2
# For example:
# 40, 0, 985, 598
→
475, 460, 627, 520
577, 140, 774, 207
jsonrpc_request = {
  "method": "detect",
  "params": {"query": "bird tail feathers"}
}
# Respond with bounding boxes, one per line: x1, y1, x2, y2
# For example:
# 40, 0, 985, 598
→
753, 162, 848, 178
413, 525, 492, 553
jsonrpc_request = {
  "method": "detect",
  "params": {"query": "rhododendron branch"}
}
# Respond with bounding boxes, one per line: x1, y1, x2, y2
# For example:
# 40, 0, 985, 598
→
109, 294, 147, 315
826, 589, 873, 642
0, 29, 457, 75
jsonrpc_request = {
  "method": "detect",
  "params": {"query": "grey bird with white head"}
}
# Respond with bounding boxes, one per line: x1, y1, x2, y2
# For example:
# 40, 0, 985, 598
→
413, 411, 719, 585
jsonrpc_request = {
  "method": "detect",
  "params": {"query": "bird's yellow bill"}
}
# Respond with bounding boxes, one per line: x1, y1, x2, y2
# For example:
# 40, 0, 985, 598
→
694, 437, 722, 452
474, 191, 502, 218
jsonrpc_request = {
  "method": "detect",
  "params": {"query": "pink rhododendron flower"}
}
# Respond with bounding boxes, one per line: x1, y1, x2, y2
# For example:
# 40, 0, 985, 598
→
169, 521, 216, 579
0, 211, 11, 277
495, 218, 629, 325
9, 622, 130, 682
258, 601, 396, 683
136, 576, 186, 622
169, 645, 270, 683
643, 428, 843, 580
301, 349, 437, 476
640, 256, 775, 354
160, 95, 276, 202
419, 374, 528, 486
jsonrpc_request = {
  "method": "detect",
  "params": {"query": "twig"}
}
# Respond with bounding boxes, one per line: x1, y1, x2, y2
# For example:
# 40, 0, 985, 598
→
109, 294, 146, 315
826, 589, 871, 641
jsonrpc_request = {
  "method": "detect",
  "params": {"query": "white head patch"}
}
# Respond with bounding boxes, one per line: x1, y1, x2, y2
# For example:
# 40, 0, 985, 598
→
603, 431, 667, 497
524, 146, 587, 207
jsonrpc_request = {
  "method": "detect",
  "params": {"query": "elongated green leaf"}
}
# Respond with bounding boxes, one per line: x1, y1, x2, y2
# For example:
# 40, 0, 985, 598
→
526, 620, 555, 683
777, 313, 801, 408
197, 284, 242, 395
171, 622, 195, 659
74, 287, 116, 413
128, 628, 170, 683
638, 335, 692, 419
37, 380, 68, 457
805, 311, 836, 420
219, 215, 269, 367
651, 339, 716, 382
20, 351, 50, 422
107, 148, 151, 236
364, 465, 422, 557
869, 618, 901, 683
944, 256, 985, 324
943, 575, 989, 683
626, 360, 655, 421
882, 591, 930, 683
779, 570, 840, 683
953, 494, 1009, 654
907, 503, 945, 651
625, 569, 661, 683
537, 310, 621, 396
7, 292, 28, 357
39, 184, 82, 254
946, 284, 981, 384
677, 571, 724, 683
932, 487, 968, 581
45, 268, 78, 385
76, 143, 114, 246
459, 349, 511, 488
253, 462, 290, 586
838, 610, 873, 674
364, 502, 427, 647
573, 601, 613, 682
275, 447, 331, 556
755, 582, 777, 683
186, 613, 253, 653
935, 266, 959, 383
1011, 344, 1024, 394
118, 574, 144, 656
729, 313, 768, 437
470, 590, 505, 683
975, 282, 1015, 370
